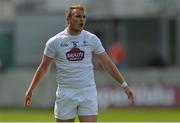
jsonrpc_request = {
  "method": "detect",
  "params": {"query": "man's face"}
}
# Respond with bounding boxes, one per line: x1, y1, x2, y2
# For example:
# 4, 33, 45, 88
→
68, 9, 86, 33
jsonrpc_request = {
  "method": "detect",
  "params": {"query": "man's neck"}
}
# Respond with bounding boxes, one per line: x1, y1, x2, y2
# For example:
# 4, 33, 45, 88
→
67, 27, 81, 36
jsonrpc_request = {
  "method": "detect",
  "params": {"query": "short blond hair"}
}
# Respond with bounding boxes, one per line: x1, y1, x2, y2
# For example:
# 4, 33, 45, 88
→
66, 4, 86, 19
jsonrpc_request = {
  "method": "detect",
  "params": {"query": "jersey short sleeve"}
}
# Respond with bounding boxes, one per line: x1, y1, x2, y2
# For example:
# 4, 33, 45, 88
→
44, 38, 56, 58
92, 35, 105, 54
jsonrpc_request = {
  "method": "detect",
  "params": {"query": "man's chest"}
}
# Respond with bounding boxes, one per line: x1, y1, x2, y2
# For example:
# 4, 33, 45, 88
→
56, 38, 92, 61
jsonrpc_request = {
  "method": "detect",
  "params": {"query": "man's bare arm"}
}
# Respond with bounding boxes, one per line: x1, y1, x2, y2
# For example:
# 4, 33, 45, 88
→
24, 55, 53, 107
95, 52, 135, 104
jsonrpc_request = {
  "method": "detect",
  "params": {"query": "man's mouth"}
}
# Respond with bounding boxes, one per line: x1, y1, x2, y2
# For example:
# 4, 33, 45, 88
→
79, 23, 84, 27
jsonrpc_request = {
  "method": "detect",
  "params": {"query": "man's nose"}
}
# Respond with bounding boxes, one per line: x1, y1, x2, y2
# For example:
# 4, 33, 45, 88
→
81, 15, 86, 19
80, 17, 84, 21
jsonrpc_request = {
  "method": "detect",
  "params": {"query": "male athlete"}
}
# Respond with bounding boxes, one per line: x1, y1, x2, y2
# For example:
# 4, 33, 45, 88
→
24, 4, 135, 122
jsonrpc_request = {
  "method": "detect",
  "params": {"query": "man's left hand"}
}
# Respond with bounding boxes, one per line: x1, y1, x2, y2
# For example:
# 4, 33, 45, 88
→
123, 86, 135, 105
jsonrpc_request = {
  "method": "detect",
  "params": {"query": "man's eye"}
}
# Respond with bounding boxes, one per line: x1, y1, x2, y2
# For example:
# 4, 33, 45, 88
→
75, 15, 81, 18
75, 15, 86, 18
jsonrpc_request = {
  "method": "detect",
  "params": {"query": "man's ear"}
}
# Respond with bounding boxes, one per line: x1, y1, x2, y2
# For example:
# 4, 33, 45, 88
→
66, 16, 71, 25
67, 19, 70, 25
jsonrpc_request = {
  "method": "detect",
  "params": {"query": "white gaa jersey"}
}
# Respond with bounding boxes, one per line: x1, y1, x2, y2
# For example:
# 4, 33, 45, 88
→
44, 29, 105, 88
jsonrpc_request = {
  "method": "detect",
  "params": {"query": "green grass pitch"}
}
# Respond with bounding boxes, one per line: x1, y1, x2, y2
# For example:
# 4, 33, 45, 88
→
0, 107, 180, 122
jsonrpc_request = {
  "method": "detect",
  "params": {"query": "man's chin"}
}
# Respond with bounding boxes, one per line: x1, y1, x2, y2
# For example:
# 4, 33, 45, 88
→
77, 28, 83, 32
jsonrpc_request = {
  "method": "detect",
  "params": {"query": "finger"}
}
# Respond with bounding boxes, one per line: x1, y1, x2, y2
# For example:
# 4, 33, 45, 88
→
24, 97, 27, 107
24, 96, 28, 107
25, 99, 29, 107
127, 91, 134, 103
129, 94, 135, 105
130, 97, 135, 104
25, 99, 31, 107
27, 99, 30, 107
25, 97, 31, 107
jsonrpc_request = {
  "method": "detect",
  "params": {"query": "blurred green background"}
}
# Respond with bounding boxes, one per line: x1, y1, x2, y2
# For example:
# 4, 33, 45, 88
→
1, 108, 180, 122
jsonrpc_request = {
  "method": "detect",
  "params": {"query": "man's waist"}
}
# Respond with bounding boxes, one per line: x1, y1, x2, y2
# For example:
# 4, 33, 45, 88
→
57, 82, 96, 89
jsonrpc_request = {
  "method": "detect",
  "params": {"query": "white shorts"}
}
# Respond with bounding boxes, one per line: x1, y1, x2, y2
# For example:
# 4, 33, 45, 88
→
54, 86, 98, 120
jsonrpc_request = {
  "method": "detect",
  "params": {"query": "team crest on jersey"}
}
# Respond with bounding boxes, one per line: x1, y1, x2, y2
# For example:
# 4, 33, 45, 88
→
83, 40, 88, 46
66, 41, 84, 61
60, 42, 69, 47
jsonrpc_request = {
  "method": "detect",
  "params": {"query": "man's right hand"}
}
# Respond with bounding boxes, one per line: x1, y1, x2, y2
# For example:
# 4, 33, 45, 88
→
24, 90, 33, 107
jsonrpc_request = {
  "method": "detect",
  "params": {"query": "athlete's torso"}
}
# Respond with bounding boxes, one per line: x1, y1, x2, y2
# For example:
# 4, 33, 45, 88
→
44, 29, 105, 88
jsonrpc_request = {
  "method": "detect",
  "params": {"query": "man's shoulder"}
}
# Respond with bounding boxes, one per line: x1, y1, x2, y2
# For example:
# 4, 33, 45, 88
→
82, 30, 97, 38
47, 30, 65, 43
52, 30, 66, 39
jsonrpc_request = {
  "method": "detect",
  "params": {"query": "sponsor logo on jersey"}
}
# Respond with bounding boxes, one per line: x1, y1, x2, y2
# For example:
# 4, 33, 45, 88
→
66, 41, 84, 61
66, 48, 84, 61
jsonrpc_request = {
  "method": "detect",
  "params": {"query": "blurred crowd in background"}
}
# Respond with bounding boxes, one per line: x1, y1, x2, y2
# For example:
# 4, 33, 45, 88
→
1, 0, 180, 70
1, 0, 180, 108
